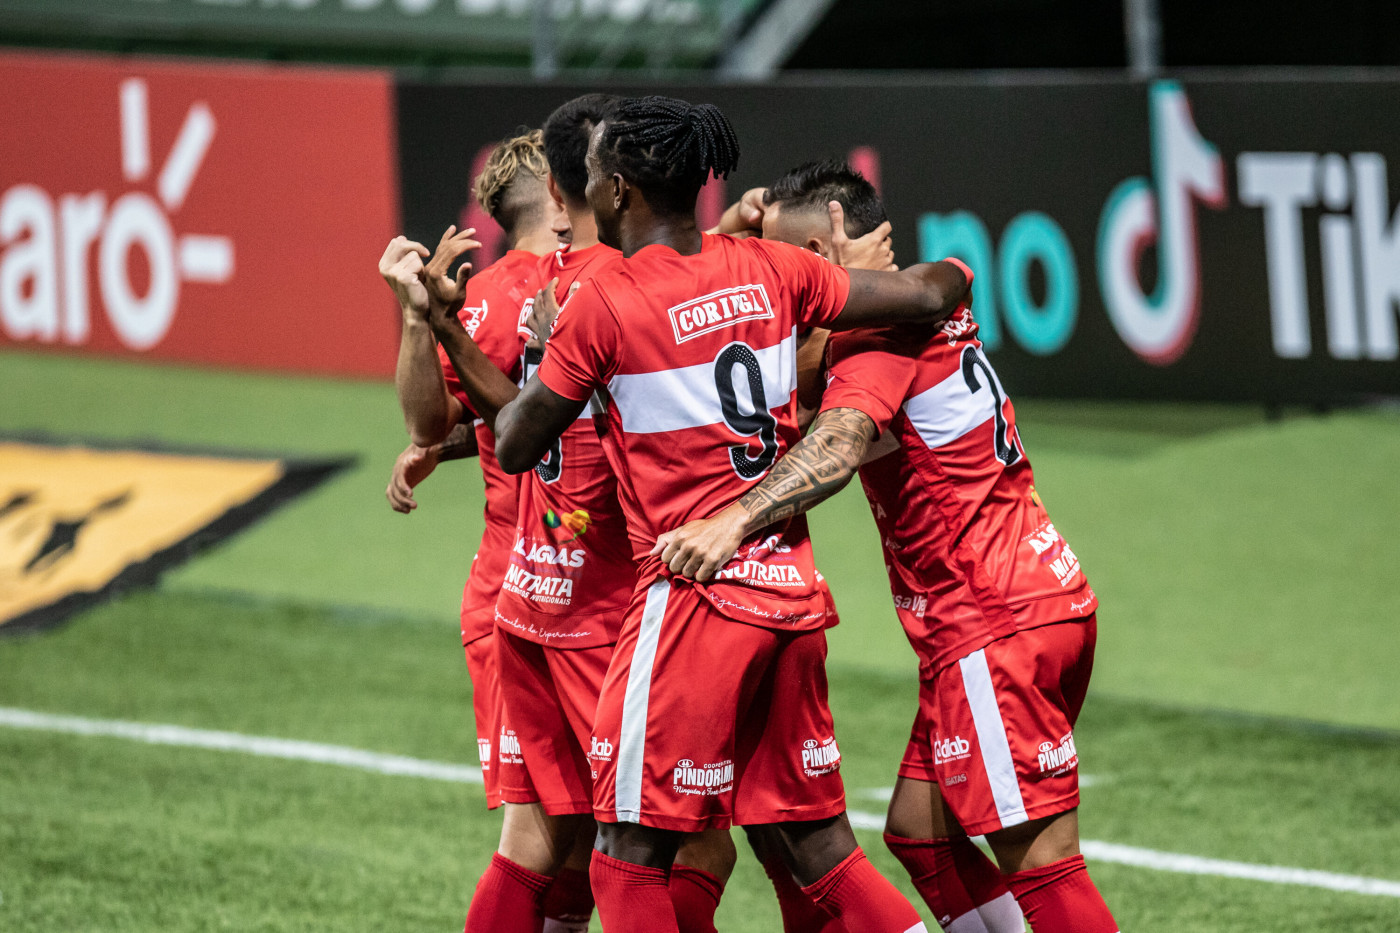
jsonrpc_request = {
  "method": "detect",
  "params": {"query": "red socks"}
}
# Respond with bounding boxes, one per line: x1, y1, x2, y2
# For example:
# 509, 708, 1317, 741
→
1005, 854, 1118, 933
885, 833, 1023, 932
541, 865, 594, 933
669, 864, 724, 933
590, 850, 679, 933
464, 852, 551, 933
759, 851, 846, 933
800, 847, 927, 933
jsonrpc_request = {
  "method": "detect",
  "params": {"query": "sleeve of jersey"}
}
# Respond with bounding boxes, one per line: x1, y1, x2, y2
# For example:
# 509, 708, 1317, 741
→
439, 278, 527, 421
535, 282, 621, 402
819, 330, 917, 435
778, 242, 852, 328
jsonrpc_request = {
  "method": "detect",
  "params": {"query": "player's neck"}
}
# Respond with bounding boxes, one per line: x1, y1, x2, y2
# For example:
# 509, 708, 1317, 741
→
511, 226, 561, 257
562, 203, 602, 252
619, 211, 702, 258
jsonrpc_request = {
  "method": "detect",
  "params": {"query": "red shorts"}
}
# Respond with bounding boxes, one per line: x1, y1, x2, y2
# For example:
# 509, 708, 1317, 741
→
462, 633, 505, 810
495, 629, 612, 816
899, 616, 1097, 837
590, 580, 846, 833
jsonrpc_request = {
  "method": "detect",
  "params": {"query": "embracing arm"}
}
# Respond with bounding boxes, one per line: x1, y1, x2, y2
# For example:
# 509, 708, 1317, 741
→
832, 260, 970, 331
433, 322, 523, 432
652, 407, 878, 580
493, 377, 588, 475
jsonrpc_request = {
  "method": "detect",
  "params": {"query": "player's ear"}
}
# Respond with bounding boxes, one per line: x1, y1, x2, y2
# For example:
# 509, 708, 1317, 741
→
546, 173, 565, 210
806, 236, 828, 259
611, 174, 628, 211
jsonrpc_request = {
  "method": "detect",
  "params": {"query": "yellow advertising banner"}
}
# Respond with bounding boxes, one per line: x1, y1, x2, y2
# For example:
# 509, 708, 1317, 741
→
0, 440, 346, 631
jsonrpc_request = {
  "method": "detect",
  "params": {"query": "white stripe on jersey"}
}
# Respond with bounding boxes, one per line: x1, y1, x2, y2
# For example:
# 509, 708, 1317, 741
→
614, 579, 671, 823
902, 345, 1008, 450
958, 648, 1028, 829
607, 330, 798, 434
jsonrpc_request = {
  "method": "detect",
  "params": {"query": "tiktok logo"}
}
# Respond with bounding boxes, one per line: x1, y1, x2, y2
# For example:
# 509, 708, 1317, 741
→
1096, 81, 1227, 365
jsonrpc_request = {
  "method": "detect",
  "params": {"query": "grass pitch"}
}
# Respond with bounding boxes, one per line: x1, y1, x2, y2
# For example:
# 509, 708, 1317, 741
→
2, 349, 1399, 931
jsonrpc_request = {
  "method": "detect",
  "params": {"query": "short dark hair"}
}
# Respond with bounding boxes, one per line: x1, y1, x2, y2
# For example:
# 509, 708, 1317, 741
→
764, 160, 887, 238
596, 95, 740, 214
543, 94, 620, 202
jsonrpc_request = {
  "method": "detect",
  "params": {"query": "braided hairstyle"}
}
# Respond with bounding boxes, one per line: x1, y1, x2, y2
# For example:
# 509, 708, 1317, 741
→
596, 96, 740, 214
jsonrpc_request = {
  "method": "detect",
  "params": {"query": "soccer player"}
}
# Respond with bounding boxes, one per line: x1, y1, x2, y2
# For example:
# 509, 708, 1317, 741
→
475, 95, 970, 933
419, 95, 740, 933
653, 162, 1119, 933
379, 130, 596, 933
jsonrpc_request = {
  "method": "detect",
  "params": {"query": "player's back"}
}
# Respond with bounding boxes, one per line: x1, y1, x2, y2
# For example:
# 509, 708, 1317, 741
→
494, 242, 634, 647
824, 310, 1096, 675
540, 233, 850, 631
444, 249, 537, 644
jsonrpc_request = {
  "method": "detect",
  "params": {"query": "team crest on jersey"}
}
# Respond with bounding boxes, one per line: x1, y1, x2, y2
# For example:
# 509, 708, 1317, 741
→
667, 284, 774, 343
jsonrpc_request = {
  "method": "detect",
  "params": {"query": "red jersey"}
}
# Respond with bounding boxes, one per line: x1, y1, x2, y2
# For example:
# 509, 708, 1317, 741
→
821, 308, 1097, 677
440, 248, 536, 645
537, 234, 850, 632
494, 243, 636, 648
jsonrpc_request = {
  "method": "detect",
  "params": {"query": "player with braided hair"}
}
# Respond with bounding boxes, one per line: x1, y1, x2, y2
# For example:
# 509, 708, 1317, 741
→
473, 94, 970, 933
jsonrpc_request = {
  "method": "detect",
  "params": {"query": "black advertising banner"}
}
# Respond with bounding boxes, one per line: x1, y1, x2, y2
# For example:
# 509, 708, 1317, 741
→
397, 77, 1400, 402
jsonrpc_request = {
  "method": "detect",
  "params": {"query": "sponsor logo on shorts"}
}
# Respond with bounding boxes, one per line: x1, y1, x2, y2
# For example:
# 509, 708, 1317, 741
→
892, 593, 928, 617
933, 734, 972, 765
672, 758, 734, 797
498, 728, 524, 765
1070, 594, 1095, 614
477, 738, 492, 765
800, 737, 841, 777
944, 773, 967, 787
667, 284, 774, 343
1037, 732, 1078, 777
589, 736, 614, 762
1023, 521, 1083, 588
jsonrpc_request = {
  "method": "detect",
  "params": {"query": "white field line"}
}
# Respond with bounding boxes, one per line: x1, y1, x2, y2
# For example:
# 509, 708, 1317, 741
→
3, 706, 1398, 899
0, 706, 481, 784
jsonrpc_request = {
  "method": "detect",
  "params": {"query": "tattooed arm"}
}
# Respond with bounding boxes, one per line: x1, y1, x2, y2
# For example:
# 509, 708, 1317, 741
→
651, 407, 878, 581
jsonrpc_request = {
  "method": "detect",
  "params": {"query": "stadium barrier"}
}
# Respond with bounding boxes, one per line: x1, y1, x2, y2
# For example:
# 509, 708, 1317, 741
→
0, 51, 400, 378
5, 48, 1400, 400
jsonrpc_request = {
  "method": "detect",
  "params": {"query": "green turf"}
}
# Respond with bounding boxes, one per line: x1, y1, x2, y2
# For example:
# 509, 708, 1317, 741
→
1, 590, 1398, 932
5, 349, 1398, 729
4, 348, 1400, 931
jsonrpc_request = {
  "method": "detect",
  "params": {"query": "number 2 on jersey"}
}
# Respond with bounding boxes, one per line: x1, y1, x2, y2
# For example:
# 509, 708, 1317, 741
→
960, 345, 1022, 467
713, 343, 778, 479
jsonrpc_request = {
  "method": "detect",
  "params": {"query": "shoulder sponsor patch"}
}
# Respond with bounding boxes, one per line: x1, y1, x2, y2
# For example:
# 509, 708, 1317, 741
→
668, 284, 773, 343
0, 438, 348, 633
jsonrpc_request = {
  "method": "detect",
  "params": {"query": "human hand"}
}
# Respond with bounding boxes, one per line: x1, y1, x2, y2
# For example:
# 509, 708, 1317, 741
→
649, 506, 750, 581
524, 278, 581, 351
378, 236, 432, 318
827, 201, 895, 271
385, 443, 441, 513
421, 225, 482, 331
